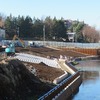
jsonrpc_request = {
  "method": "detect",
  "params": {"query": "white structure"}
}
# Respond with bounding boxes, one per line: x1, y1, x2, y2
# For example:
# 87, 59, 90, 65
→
14, 53, 59, 68
67, 32, 75, 42
0, 28, 5, 40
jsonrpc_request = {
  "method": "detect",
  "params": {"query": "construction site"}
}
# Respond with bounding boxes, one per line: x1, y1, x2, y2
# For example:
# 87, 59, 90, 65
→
0, 34, 97, 100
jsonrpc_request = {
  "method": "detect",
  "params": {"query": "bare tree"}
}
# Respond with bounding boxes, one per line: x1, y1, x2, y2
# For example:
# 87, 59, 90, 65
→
82, 25, 99, 43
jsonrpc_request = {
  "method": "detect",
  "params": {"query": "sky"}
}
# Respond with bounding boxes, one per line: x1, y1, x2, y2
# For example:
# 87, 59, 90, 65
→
0, 0, 100, 30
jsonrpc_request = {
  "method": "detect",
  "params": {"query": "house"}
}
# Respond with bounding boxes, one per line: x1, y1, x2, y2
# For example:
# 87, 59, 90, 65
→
67, 32, 75, 42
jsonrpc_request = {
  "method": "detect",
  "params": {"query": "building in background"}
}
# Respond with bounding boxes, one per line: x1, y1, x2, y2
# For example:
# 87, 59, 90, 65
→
0, 28, 5, 40
0, 28, 5, 46
67, 32, 75, 42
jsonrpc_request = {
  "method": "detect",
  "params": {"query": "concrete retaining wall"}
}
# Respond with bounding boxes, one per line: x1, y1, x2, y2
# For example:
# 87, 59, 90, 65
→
53, 71, 68, 84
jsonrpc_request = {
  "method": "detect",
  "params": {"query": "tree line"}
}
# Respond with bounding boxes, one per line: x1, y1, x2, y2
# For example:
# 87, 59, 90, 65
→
0, 14, 100, 43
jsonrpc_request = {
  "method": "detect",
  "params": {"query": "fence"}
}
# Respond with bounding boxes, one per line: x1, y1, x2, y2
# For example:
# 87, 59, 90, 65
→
31, 41, 100, 49
2, 40, 100, 49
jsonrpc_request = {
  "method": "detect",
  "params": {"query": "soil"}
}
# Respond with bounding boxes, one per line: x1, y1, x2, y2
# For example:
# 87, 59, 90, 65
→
15, 46, 87, 58
24, 62, 65, 83
0, 59, 54, 100
15, 46, 87, 82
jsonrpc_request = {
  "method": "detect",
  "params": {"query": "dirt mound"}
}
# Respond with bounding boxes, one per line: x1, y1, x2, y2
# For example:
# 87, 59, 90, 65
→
0, 59, 53, 100
24, 62, 65, 83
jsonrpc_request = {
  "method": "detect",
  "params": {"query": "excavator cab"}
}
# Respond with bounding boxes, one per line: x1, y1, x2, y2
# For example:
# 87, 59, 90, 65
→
5, 43, 15, 56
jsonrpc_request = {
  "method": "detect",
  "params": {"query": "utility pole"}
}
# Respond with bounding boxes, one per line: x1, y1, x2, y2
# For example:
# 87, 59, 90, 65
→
17, 27, 19, 37
43, 24, 45, 45
16, 25, 19, 37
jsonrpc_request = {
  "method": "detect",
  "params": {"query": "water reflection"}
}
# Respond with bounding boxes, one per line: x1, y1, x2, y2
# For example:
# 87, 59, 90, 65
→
81, 71, 99, 83
73, 60, 100, 100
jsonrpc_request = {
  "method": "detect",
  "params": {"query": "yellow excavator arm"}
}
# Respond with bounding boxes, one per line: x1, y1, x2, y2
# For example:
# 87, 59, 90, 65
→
13, 35, 25, 47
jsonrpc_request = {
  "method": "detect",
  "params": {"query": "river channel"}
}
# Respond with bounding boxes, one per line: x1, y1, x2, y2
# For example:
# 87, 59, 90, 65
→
73, 60, 100, 100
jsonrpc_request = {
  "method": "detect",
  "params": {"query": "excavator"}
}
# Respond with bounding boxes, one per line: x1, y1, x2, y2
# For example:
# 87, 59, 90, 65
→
5, 35, 25, 56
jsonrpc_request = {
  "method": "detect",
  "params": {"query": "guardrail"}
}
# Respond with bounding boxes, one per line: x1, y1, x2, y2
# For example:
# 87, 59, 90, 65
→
38, 71, 82, 100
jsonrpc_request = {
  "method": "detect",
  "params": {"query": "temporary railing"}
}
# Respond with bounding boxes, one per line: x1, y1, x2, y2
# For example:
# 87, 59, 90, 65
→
3, 40, 100, 49
38, 71, 82, 100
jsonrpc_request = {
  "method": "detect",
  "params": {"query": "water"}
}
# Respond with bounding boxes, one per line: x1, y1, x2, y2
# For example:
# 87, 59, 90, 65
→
73, 60, 100, 100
